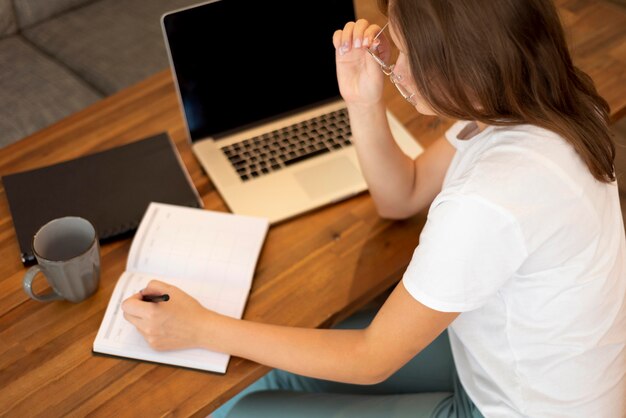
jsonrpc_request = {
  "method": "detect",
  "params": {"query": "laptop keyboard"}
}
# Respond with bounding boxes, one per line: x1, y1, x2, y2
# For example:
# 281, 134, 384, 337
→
221, 108, 352, 181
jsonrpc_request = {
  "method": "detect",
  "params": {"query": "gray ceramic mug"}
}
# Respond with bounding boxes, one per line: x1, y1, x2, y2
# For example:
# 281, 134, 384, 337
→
22, 216, 100, 303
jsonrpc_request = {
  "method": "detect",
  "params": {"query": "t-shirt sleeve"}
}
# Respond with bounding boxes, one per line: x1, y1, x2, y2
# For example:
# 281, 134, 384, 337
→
402, 195, 527, 312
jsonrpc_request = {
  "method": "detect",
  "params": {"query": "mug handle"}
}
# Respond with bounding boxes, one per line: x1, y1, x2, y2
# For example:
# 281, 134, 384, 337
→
22, 265, 63, 302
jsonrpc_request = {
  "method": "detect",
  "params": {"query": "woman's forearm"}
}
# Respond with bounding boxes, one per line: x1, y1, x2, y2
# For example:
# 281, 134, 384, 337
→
123, 281, 458, 386
347, 102, 418, 218
199, 313, 389, 385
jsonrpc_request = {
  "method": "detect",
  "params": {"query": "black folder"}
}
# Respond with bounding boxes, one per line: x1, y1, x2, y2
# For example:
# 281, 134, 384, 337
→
2, 132, 202, 265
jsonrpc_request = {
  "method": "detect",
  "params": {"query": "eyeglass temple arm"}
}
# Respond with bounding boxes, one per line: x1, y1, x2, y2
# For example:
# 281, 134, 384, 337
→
372, 22, 389, 46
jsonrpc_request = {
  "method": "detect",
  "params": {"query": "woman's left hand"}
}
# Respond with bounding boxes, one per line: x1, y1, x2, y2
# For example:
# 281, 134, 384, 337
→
122, 280, 215, 351
333, 19, 390, 107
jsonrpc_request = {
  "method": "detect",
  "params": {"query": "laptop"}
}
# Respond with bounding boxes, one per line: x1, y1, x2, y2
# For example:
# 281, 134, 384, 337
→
161, 0, 422, 223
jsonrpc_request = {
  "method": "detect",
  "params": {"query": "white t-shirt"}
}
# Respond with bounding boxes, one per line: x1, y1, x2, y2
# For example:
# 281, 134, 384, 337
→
402, 121, 626, 417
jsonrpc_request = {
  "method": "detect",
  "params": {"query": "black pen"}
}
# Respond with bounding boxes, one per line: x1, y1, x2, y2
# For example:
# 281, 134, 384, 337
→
141, 294, 170, 303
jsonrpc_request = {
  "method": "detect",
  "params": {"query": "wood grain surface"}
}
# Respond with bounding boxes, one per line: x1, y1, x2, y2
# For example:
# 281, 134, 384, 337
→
1, 1, 624, 416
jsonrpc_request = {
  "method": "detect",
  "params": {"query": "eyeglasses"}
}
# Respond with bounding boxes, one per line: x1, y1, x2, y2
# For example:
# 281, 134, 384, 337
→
366, 23, 418, 106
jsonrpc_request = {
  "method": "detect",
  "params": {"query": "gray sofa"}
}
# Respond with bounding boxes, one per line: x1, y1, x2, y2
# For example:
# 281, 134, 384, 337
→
0, 0, 198, 147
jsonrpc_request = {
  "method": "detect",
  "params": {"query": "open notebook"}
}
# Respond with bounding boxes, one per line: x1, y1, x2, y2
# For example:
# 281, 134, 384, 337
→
93, 202, 269, 373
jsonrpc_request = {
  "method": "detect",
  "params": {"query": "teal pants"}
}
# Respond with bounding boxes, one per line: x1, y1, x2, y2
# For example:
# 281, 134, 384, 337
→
213, 310, 482, 418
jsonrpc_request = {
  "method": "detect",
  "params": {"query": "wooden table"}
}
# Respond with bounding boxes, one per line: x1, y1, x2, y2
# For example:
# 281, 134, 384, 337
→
1, 1, 624, 416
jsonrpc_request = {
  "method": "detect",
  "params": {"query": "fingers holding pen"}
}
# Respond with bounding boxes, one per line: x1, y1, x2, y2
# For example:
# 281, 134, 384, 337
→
121, 280, 217, 351
121, 281, 170, 328
122, 291, 155, 324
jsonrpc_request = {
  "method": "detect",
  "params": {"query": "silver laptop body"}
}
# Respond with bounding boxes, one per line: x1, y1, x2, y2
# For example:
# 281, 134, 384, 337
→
162, 0, 422, 223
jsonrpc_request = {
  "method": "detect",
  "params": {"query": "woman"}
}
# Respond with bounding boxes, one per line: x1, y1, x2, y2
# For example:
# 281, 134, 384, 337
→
122, 0, 626, 416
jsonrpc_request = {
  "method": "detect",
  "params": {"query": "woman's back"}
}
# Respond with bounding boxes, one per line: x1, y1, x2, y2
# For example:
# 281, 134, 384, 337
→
403, 121, 626, 416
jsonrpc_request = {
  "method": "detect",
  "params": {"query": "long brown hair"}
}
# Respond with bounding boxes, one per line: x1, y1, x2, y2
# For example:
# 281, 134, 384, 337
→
379, 0, 616, 182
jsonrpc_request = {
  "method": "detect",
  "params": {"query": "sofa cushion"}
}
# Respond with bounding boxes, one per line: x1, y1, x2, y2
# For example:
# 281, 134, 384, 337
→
0, 36, 101, 147
0, 0, 17, 37
22, 0, 199, 95
13, 0, 93, 28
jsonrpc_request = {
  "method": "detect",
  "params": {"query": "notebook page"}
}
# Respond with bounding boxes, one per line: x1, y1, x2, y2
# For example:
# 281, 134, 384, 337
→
126, 202, 269, 288
93, 271, 240, 373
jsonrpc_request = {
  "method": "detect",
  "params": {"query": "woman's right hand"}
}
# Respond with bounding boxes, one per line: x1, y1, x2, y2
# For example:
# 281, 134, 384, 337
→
333, 19, 392, 108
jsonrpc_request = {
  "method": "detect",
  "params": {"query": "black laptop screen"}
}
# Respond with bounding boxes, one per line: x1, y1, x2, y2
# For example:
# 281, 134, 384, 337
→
163, 0, 356, 142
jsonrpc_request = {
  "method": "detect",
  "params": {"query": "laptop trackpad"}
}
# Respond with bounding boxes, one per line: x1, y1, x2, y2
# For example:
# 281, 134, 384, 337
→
293, 157, 362, 200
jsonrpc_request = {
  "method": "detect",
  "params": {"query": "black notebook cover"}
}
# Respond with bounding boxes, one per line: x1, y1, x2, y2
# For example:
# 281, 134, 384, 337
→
2, 133, 202, 265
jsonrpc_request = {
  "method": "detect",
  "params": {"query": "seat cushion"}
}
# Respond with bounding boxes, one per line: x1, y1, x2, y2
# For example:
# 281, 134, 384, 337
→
13, 0, 94, 28
22, 0, 199, 95
0, 36, 101, 147
0, 0, 17, 37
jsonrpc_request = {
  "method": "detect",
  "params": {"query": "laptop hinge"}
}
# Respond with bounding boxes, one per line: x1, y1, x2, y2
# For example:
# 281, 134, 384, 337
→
210, 96, 344, 141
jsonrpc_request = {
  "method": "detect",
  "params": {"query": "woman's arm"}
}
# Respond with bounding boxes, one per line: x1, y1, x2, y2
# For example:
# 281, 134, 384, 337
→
333, 20, 456, 219
348, 103, 456, 219
122, 280, 459, 385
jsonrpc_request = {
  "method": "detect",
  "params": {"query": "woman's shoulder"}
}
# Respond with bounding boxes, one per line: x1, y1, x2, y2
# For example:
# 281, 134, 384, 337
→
459, 123, 591, 190
442, 123, 602, 222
